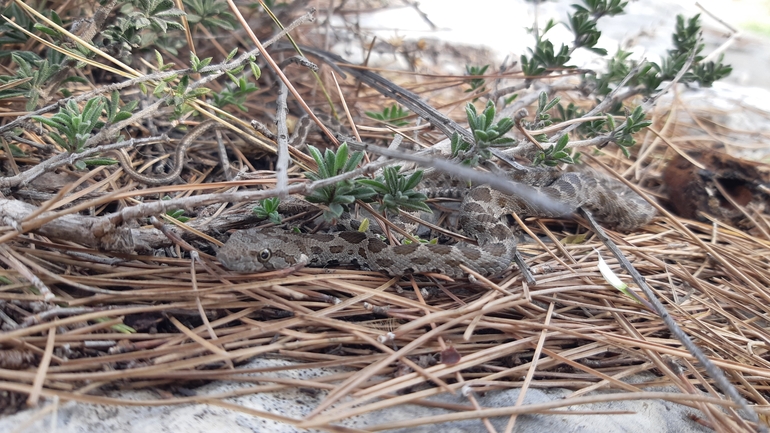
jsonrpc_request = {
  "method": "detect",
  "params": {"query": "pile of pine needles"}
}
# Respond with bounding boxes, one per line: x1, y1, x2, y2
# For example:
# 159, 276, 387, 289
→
1, 2, 770, 433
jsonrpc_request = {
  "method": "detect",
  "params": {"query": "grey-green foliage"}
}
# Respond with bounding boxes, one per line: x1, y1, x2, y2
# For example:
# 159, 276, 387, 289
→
304, 143, 377, 221
529, 91, 560, 142
184, 0, 236, 31
253, 197, 282, 224
611, 106, 652, 156
101, 0, 186, 55
365, 104, 410, 127
520, 19, 572, 76
592, 14, 731, 95
98, 0, 234, 56
464, 64, 489, 95
528, 92, 581, 166
0, 53, 83, 110
211, 53, 261, 112
105, 90, 138, 124
32, 92, 136, 166
146, 51, 210, 116
450, 101, 515, 166
533, 134, 580, 166
521, 0, 627, 75
189, 51, 213, 72
33, 98, 107, 153
303, 143, 432, 221
0, 2, 36, 50
163, 196, 191, 222
519, 1, 731, 94
357, 167, 431, 215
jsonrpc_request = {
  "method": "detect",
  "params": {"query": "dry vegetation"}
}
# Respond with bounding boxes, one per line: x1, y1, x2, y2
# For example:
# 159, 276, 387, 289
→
1, 1, 770, 432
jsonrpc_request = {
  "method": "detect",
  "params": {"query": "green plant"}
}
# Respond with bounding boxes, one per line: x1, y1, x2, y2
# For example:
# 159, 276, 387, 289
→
166, 209, 190, 222
128, 0, 186, 33
31, 91, 137, 169
555, 102, 586, 124
529, 92, 560, 140
211, 51, 260, 112
93, 317, 137, 334
357, 167, 431, 215
101, 0, 186, 55
0, 53, 80, 110
212, 77, 259, 112
464, 64, 489, 95
611, 106, 652, 156
146, 51, 211, 115
520, 19, 572, 76
520, 1, 730, 98
189, 51, 213, 72
105, 90, 138, 124
450, 101, 515, 166
253, 197, 282, 224
183, 0, 236, 32
591, 14, 731, 96
365, 104, 410, 127
567, 9, 606, 55
162, 195, 191, 222
304, 143, 377, 221
521, 1, 628, 76
573, 0, 628, 18
533, 134, 580, 166
521, 37, 571, 76
0, 3, 36, 54
33, 98, 106, 153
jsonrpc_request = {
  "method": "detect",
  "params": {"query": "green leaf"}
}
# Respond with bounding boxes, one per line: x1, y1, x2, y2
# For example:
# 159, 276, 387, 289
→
328, 203, 344, 218
34, 24, 59, 37
153, 81, 168, 97
250, 61, 261, 80
356, 179, 388, 194
307, 145, 326, 176
226, 47, 238, 61
342, 148, 364, 173
83, 157, 119, 166
114, 111, 132, 122
555, 134, 569, 151
474, 129, 489, 142
32, 115, 61, 130
403, 170, 423, 191
483, 101, 495, 129
323, 148, 336, 177
489, 136, 515, 146
334, 142, 349, 174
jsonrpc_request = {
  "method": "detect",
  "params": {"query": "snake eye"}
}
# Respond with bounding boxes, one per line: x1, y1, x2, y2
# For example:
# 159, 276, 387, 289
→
257, 249, 271, 263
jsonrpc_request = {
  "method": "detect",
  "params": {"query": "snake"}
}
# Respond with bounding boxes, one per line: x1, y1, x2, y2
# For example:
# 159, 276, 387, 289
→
110, 116, 656, 278
216, 168, 656, 278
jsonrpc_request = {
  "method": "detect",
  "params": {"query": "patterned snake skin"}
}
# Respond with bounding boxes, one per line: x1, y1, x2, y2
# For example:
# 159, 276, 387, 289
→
217, 168, 656, 277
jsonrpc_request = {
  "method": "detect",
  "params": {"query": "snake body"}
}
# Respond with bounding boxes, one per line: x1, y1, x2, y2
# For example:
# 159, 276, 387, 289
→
110, 116, 655, 277
216, 168, 656, 277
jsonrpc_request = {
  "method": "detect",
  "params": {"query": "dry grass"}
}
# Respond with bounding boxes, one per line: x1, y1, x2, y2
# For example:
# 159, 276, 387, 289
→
1, 1, 770, 432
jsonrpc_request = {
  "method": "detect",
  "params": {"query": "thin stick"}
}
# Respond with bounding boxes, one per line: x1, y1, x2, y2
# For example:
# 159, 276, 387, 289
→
505, 302, 554, 432
580, 208, 762, 431
26, 326, 56, 406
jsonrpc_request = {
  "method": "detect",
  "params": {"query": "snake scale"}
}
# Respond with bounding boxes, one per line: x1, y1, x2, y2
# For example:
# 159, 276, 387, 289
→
217, 168, 656, 278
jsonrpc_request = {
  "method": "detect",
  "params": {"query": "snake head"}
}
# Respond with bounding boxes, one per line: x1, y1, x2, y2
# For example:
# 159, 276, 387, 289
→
217, 228, 308, 272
